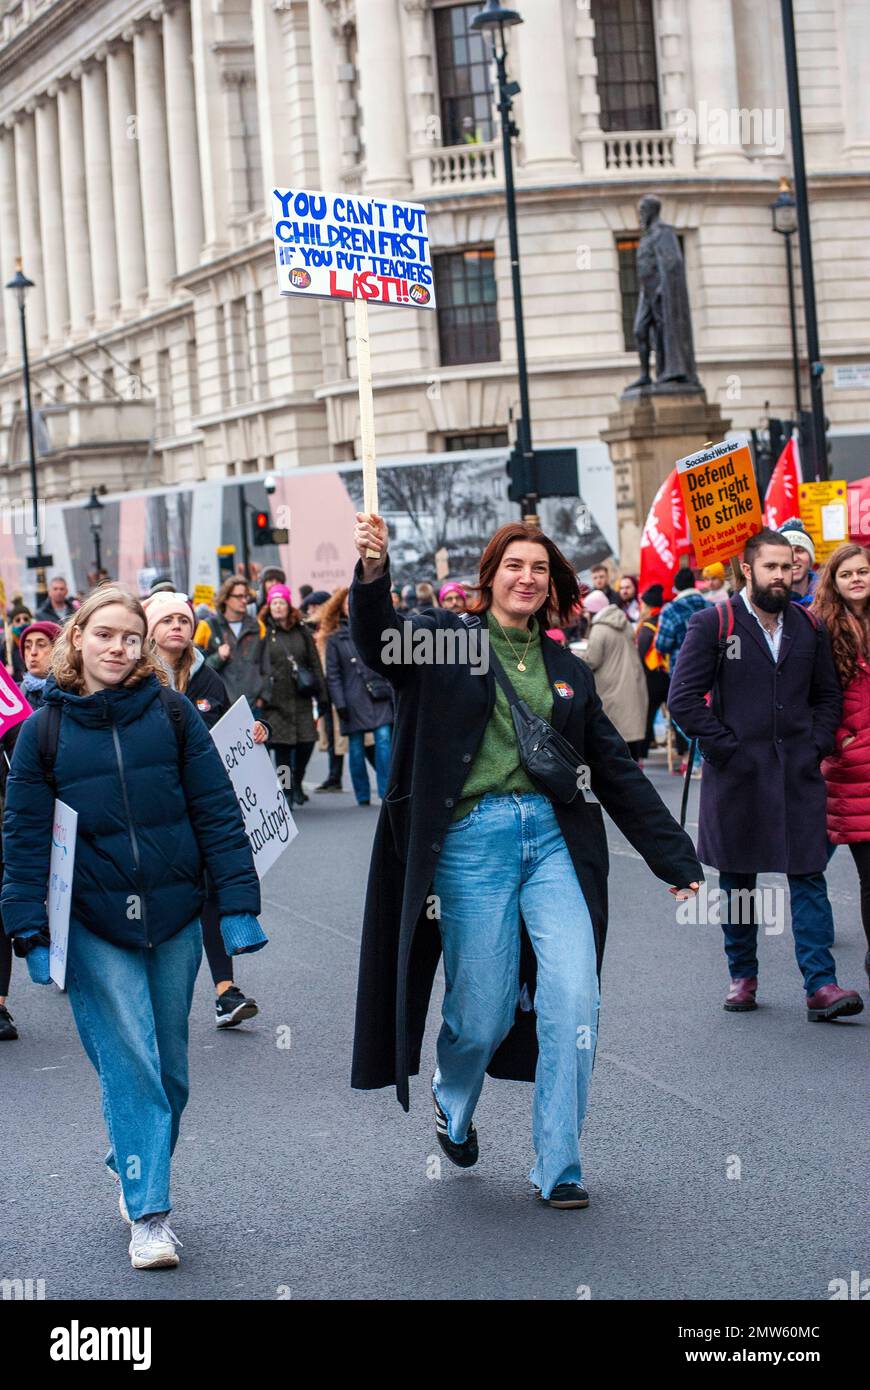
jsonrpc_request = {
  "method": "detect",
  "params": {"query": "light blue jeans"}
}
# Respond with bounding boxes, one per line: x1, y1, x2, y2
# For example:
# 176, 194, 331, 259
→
65, 915, 203, 1221
348, 723, 392, 803
432, 793, 600, 1198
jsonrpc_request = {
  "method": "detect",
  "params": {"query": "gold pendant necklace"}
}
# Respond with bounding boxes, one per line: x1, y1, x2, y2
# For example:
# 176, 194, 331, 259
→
496, 618, 534, 671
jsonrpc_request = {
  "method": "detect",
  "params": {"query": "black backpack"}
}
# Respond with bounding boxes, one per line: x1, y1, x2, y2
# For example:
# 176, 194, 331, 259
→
36, 686, 187, 790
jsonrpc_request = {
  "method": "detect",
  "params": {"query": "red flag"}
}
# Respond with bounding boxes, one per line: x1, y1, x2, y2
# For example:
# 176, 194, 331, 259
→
639, 469, 692, 600
762, 437, 801, 530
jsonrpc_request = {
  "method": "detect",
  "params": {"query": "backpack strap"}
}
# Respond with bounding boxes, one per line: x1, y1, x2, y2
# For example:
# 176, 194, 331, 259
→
36, 703, 61, 791
794, 602, 820, 631
158, 686, 187, 764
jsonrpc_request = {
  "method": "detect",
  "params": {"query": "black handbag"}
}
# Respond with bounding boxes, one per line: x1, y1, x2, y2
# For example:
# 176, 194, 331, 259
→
488, 648, 582, 805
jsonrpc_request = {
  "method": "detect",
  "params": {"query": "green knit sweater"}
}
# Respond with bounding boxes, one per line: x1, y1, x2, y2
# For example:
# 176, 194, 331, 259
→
453, 617, 554, 822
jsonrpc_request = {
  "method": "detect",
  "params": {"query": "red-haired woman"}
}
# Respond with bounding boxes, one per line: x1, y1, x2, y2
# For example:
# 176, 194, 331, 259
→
349, 515, 702, 1209
813, 543, 870, 985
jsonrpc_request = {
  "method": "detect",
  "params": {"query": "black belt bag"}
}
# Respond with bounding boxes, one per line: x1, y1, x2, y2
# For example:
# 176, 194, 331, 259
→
488, 649, 582, 805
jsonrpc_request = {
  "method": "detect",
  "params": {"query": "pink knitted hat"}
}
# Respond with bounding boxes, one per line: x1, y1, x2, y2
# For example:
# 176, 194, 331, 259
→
142, 591, 195, 636
266, 583, 293, 607
583, 590, 610, 615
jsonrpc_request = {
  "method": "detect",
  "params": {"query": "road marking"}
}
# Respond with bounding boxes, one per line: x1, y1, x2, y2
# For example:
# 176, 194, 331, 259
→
260, 897, 359, 946
596, 1051, 733, 1123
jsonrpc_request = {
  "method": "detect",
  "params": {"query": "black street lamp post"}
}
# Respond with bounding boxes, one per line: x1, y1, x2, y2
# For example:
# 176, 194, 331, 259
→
5, 258, 50, 606
470, 3, 536, 519
770, 178, 802, 423
780, 0, 828, 481
85, 487, 105, 582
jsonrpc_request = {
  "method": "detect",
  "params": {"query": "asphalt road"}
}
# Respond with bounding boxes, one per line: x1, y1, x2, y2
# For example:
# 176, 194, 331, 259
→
2, 749, 868, 1301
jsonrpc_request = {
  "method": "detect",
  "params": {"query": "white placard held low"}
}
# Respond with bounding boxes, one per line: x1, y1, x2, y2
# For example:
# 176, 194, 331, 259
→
48, 800, 77, 990
209, 697, 298, 880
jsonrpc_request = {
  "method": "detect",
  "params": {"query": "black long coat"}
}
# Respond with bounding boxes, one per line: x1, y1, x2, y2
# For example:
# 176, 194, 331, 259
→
668, 595, 842, 874
349, 564, 704, 1110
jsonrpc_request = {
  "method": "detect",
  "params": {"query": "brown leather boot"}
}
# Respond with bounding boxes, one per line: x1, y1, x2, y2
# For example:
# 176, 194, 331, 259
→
724, 977, 758, 1012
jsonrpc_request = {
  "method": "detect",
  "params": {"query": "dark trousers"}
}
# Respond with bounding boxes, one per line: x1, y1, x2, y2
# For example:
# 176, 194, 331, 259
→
828, 840, 870, 950
718, 870, 837, 995
640, 670, 669, 758
0, 913, 11, 996
271, 741, 315, 797
201, 894, 233, 987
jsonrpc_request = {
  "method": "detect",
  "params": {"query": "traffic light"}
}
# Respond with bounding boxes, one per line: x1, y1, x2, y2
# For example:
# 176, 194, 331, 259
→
506, 447, 533, 504
251, 511, 289, 547
506, 447, 579, 504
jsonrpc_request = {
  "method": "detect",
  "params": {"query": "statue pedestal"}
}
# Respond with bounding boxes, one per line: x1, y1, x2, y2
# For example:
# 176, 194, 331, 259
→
600, 390, 732, 572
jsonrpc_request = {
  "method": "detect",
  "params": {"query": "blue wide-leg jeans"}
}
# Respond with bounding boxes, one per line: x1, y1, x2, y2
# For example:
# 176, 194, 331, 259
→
432, 793, 600, 1199
65, 915, 203, 1221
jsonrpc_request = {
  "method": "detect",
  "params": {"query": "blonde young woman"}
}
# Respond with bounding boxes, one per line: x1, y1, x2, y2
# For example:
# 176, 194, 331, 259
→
144, 591, 270, 1028
1, 586, 264, 1270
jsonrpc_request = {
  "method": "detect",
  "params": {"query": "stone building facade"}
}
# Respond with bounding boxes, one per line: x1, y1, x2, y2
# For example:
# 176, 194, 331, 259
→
0, 0, 868, 558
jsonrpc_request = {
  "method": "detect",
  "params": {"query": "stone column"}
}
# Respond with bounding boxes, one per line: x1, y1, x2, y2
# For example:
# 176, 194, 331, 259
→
658, 0, 694, 171
575, 0, 605, 174
689, 0, 749, 167
355, 0, 411, 193
106, 39, 147, 311
308, 0, 341, 186
35, 93, 70, 345
13, 112, 47, 348
133, 17, 176, 299
162, 0, 204, 271
401, 0, 438, 191
57, 75, 95, 332
515, 0, 578, 176
840, 0, 870, 160
81, 56, 120, 324
252, 0, 290, 208
190, 0, 230, 259
0, 126, 19, 360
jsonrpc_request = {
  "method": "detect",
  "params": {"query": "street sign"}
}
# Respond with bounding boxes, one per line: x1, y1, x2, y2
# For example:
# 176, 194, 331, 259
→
26, 554, 53, 569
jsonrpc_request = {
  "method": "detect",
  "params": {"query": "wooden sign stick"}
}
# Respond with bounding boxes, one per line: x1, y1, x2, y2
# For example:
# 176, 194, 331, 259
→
355, 296, 380, 560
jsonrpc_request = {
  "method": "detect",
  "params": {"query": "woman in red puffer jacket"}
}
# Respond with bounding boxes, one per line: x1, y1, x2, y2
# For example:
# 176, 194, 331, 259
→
813, 543, 870, 984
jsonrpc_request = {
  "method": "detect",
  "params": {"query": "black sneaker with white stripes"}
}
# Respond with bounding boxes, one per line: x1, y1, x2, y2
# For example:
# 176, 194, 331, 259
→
432, 1085, 479, 1168
215, 986, 259, 1029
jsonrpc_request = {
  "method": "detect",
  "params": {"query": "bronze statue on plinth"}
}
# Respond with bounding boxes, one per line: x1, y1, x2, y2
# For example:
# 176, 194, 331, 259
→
625, 194, 702, 396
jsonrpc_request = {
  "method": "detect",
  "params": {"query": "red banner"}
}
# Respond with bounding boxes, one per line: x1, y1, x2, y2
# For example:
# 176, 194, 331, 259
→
762, 437, 801, 530
639, 469, 692, 600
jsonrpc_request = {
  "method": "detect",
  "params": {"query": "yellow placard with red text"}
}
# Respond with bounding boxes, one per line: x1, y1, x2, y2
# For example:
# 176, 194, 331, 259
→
676, 442, 762, 565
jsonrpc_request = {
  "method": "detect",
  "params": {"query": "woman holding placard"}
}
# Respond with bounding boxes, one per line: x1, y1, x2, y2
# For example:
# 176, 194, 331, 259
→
1, 585, 264, 1270
144, 591, 269, 1029
349, 514, 702, 1209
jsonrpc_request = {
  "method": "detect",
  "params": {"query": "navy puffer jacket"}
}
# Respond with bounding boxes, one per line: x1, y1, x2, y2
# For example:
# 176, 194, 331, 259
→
1, 672, 260, 949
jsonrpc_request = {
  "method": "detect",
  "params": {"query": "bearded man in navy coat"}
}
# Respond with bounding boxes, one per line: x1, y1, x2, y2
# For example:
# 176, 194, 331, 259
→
669, 529, 864, 1022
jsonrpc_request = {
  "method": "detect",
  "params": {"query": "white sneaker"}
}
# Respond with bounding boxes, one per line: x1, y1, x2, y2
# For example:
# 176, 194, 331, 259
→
129, 1214, 182, 1270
